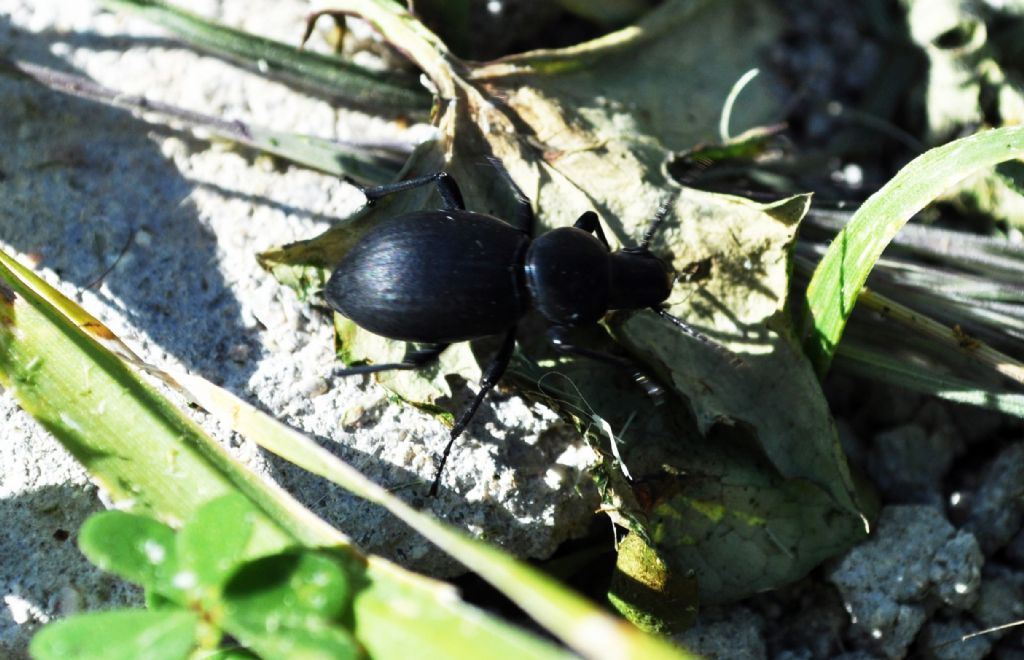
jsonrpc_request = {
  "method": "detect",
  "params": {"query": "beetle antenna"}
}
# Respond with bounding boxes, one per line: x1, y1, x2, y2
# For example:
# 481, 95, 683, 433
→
653, 306, 746, 367
640, 191, 681, 250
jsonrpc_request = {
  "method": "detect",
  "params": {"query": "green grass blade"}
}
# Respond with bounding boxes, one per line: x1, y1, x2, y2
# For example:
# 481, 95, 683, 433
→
98, 0, 428, 114
173, 369, 696, 660
835, 342, 1024, 417
800, 125, 1024, 375
855, 288, 1024, 386
241, 125, 401, 184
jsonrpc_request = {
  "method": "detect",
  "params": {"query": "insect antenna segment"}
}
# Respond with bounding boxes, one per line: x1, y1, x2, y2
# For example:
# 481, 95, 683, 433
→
653, 306, 746, 367
639, 190, 681, 251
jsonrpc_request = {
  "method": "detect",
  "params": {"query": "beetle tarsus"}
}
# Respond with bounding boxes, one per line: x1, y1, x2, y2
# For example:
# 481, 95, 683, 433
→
639, 191, 681, 250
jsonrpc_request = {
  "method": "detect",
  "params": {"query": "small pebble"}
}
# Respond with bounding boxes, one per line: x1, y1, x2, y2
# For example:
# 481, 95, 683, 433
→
964, 443, 1024, 555
918, 618, 992, 660
866, 423, 956, 506
675, 606, 766, 660
828, 506, 983, 658
227, 342, 251, 363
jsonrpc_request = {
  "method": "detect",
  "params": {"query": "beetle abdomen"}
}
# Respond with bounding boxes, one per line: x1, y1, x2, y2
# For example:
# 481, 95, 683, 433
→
326, 210, 530, 343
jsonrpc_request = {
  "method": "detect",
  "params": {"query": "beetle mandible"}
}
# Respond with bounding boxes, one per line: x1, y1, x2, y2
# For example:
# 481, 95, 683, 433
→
325, 169, 715, 495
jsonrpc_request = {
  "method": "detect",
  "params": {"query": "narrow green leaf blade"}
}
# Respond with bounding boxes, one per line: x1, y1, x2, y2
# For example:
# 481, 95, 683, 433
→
800, 125, 1024, 375
0, 250, 310, 554
240, 125, 401, 185
0, 58, 403, 185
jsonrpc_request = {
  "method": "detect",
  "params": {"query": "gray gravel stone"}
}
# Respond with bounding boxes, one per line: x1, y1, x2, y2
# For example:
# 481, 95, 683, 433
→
971, 564, 1024, 634
917, 618, 992, 660
964, 442, 1024, 555
866, 423, 957, 506
675, 606, 766, 660
828, 506, 984, 659
753, 582, 850, 659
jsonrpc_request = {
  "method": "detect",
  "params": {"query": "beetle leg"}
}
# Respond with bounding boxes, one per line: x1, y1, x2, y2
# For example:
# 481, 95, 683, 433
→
483, 155, 535, 235
546, 325, 663, 400
513, 193, 535, 236
429, 327, 517, 496
573, 211, 611, 251
334, 343, 449, 376
361, 171, 465, 211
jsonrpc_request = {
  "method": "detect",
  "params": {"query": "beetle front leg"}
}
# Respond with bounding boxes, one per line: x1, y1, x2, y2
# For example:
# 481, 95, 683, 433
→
573, 211, 611, 251
334, 342, 449, 377
546, 325, 663, 400
360, 171, 465, 211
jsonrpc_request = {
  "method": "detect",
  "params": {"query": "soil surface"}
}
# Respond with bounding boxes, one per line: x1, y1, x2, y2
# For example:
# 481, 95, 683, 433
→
2, 1, 1023, 659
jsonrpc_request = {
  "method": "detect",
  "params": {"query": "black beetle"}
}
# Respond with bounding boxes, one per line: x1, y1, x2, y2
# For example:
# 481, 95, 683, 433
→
326, 169, 719, 495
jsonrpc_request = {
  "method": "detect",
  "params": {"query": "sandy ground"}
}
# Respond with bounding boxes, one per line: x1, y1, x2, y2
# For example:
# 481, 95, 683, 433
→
0, 1, 597, 654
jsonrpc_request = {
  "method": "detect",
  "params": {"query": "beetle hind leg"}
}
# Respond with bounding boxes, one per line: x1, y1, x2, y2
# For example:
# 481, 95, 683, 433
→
334, 343, 449, 377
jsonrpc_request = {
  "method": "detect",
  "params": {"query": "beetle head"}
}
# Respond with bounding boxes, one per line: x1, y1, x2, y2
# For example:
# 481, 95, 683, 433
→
608, 247, 672, 311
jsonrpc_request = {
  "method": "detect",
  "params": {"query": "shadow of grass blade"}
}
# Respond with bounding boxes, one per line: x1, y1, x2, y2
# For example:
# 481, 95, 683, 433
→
0, 250, 299, 554
0, 250, 588, 659
800, 125, 1024, 376
98, 0, 429, 114
0, 58, 402, 186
